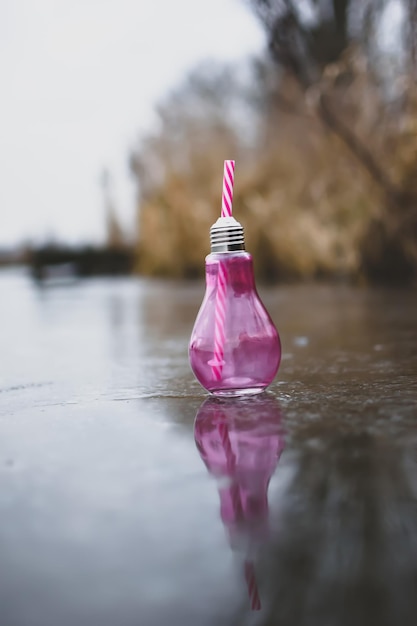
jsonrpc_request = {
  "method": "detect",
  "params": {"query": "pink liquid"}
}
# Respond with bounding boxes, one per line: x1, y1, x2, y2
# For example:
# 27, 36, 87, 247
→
189, 252, 281, 395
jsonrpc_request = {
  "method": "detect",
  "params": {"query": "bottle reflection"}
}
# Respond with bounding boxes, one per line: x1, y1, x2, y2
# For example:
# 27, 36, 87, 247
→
194, 394, 285, 611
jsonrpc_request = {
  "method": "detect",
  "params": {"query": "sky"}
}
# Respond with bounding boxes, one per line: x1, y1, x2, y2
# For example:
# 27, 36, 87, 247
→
0, 0, 264, 247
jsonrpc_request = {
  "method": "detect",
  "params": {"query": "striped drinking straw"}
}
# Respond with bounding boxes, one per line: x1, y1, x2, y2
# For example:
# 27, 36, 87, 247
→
222, 159, 235, 218
244, 560, 262, 611
217, 414, 262, 611
210, 160, 235, 381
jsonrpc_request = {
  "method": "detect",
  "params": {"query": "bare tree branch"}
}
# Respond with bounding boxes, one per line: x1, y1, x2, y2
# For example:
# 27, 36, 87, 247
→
247, 0, 416, 205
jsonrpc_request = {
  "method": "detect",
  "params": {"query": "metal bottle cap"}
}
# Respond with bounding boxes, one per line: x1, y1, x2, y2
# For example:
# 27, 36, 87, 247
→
210, 216, 245, 253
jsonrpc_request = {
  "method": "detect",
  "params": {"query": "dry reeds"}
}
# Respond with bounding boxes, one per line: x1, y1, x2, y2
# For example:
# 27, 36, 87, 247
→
130, 56, 417, 284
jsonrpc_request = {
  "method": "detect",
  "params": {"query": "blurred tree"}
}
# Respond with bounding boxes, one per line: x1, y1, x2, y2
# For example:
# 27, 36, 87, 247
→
130, 59, 378, 282
130, 64, 251, 277
248, 0, 408, 193
248, 0, 417, 283
408, 0, 417, 75
129, 4, 416, 284
249, 0, 350, 83
101, 168, 125, 249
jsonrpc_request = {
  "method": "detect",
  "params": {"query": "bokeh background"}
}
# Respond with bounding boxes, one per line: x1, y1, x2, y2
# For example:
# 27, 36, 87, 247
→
1, 0, 417, 285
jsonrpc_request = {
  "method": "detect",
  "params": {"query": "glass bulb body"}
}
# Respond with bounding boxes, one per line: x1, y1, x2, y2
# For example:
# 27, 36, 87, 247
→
189, 251, 281, 396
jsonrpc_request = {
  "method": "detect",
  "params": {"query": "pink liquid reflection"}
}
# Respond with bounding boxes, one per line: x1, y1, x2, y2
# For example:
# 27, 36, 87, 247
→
194, 394, 285, 611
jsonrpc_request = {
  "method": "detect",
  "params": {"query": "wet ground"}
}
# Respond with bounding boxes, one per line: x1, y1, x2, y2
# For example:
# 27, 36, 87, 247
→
0, 268, 416, 626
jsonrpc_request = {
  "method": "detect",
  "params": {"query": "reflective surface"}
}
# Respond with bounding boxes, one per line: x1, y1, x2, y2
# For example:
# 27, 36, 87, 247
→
0, 268, 416, 626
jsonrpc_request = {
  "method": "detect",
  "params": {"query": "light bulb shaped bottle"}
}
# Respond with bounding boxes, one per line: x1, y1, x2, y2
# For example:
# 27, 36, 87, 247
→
189, 216, 281, 396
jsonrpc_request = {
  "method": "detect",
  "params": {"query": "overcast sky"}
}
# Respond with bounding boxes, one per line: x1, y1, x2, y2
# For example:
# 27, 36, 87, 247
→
0, 0, 264, 247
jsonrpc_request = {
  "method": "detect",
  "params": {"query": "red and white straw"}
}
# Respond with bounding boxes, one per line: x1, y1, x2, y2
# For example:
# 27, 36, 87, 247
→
210, 160, 236, 381
221, 160, 235, 218
218, 417, 261, 612
218, 420, 236, 473
244, 560, 262, 611
210, 261, 227, 381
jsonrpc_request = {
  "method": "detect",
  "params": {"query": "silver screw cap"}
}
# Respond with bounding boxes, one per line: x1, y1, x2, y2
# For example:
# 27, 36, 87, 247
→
210, 216, 245, 253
